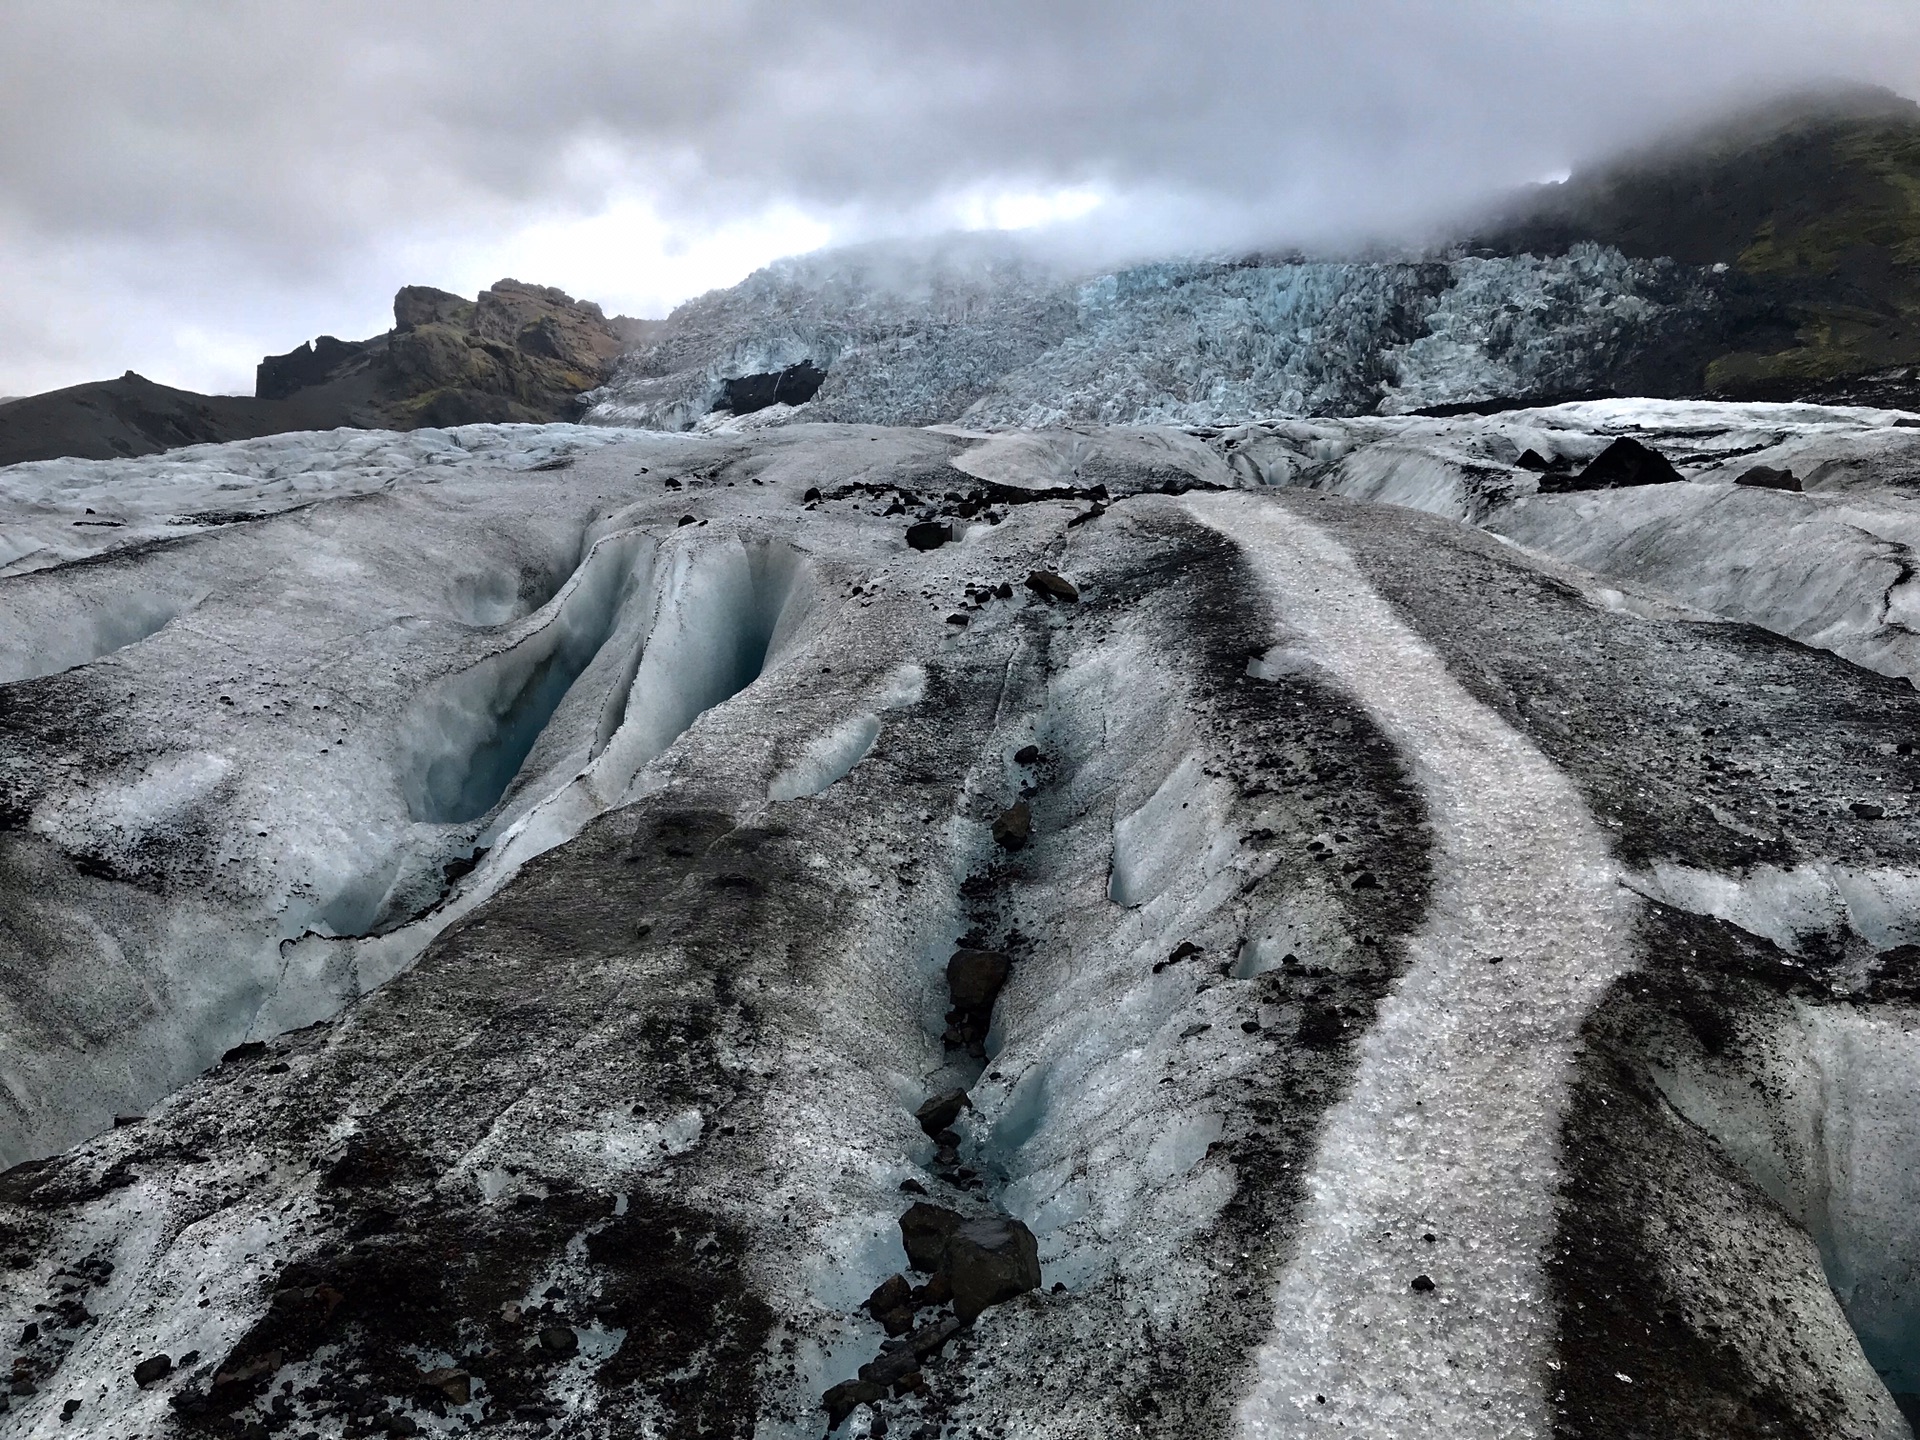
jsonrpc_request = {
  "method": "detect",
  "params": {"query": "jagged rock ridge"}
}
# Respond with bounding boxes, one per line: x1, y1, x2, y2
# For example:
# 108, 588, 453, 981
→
0, 281, 645, 469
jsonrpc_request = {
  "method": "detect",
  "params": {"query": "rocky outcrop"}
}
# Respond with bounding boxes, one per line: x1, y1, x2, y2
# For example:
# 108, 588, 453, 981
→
0, 282, 642, 468
261, 279, 636, 430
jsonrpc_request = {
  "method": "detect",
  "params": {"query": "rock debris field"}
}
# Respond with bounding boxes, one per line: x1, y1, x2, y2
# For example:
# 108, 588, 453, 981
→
4, 404, 1920, 1438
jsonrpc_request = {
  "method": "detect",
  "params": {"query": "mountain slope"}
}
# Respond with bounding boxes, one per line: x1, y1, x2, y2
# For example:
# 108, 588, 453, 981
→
1476, 84, 1920, 403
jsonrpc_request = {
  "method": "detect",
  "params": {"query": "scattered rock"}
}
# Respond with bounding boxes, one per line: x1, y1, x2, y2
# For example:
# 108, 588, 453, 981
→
803, 486, 822, 502
942, 1216, 1043, 1322
1025, 570, 1080, 602
1852, 800, 1887, 819
910, 1272, 952, 1308
906, 521, 952, 552
1541, 436, 1684, 493
220, 1041, 267, 1064
914, 1088, 970, 1136
1735, 464, 1802, 491
991, 802, 1031, 851
994, 581, 1014, 600
823, 1378, 887, 1426
1013, 744, 1040, 765
906, 1314, 963, 1358
900, 1202, 965, 1273
538, 1325, 579, 1358
945, 612, 970, 626
865, 1275, 917, 1336
1411, 1274, 1436, 1293
419, 1367, 471, 1406
133, 1354, 173, 1387
860, 1347, 920, 1386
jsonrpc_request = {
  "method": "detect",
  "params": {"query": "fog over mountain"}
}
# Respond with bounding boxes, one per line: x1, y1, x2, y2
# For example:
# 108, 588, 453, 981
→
6, 0, 1920, 394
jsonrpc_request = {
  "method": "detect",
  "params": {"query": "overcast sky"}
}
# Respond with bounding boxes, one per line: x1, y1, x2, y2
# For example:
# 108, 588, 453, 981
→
4, 0, 1919, 396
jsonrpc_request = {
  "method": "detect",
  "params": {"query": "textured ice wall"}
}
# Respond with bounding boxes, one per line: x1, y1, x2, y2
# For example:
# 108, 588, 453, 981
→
586, 244, 1714, 431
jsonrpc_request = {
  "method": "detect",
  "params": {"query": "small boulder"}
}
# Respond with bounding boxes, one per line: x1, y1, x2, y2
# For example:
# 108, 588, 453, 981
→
1013, 744, 1040, 765
133, 1355, 173, 1388
947, 950, 1012, 1010
538, 1325, 579, 1358
859, 1348, 919, 1386
906, 521, 952, 552
907, 1314, 963, 1357
1735, 465, 1801, 492
991, 802, 1031, 851
864, 1274, 917, 1337
1541, 437, 1684, 493
865, 1274, 912, 1317
1411, 1274, 1436, 1293
899, 1202, 965, 1272
1515, 449, 1553, 471
419, 1367, 472, 1406
1852, 800, 1887, 820
1025, 571, 1080, 602
822, 1379, 886, 1427
942, 1216, 1042, 1322
915, 1088, 970, 1136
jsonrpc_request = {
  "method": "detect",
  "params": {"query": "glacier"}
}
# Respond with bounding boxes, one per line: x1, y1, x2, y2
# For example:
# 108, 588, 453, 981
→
584, 238, 1722, 433
2, 406, 1920, 1438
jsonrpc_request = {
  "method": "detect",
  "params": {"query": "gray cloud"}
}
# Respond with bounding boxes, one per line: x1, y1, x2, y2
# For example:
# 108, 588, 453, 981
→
4, 0, 1918, 393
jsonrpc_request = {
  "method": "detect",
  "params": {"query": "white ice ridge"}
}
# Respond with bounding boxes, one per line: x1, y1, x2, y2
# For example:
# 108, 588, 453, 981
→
1186, 493, 1636, 1439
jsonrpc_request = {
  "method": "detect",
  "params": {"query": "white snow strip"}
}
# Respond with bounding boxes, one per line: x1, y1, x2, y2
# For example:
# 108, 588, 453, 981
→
1185, 493, 1635, 1440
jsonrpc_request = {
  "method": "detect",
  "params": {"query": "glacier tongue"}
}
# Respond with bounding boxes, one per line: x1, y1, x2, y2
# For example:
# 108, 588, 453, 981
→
3, 411, 1920, 1437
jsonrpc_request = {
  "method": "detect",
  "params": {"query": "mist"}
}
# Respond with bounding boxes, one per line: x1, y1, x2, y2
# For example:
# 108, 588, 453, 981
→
4, 0, 1918, 395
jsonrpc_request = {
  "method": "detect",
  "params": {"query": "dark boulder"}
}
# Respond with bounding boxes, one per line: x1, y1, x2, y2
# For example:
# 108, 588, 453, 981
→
899, 1203, 964, 1272
942, 1216, 1042, 1322
1735, 464, 1802, 491
1540, 436, 1685, 493
991, 802, 1031, 851
914, 1088, 970, 1136
864, 1274, 916, 1337
1515, 449, 1553, 471
1013, 744, 1040, 765
822, 1379, 886, 1427
1025, 571, 1080, 602
906, 521, 953, 552
133, 1355, 173, 1387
